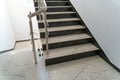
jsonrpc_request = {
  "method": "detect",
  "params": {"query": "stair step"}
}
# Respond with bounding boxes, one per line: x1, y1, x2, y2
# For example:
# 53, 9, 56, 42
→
46, 1, 69, 6
40, 25, 86, 38
35, 6, 72, 8
37, 12, 76, 20
39, 20, 81, 28
46, 11, 76, 15
47, 6, 72, 12
46, 12, 77, 19
34, 1, 69, 2
45, 43, 99, 59
38, 18, 80, 23
48, 6, 72, 8
46, 0, 69, 1
40, 25, 85, 33
42, 33, 91, 45
46, 1, 69, 2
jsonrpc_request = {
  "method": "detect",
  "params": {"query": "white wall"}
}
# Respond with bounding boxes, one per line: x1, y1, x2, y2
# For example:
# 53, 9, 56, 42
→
70, 0, 120, 68
0, 0, 15, 52
6, 0, 39, 41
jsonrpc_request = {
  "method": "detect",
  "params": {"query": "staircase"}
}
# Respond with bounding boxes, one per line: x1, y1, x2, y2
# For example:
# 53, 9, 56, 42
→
34, 0, 100, 65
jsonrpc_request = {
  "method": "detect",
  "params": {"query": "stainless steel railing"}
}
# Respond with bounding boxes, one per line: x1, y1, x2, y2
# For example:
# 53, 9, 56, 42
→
37, 0, 49, 55
28, 0, 49, 64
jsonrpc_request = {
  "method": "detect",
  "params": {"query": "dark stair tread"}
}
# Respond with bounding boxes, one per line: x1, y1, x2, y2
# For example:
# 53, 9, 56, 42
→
42, 33, 91, 45
45, 0, 69, 1
38, 18, 80, 23
35, 6, 71, 8
44, 43, 99, 59
34, 0, 69, 2
46, 11, 76, 15
40, 25, 85, 33
48, 6, 71, 8
46, 1, 69, 2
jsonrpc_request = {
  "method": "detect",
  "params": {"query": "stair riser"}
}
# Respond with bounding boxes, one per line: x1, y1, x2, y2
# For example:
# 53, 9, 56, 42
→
37, 13, 77, 20
46, 2, 69, 6
46, 0, 69, 1
47, 7, 72, 12
43, 38, 92, 50
46, 50, 99, 66
47, 13, 77, 19
40, 29, 86, 38
39, 21, 82, 28
34, 2, 69, 7
35, 7, 72, 12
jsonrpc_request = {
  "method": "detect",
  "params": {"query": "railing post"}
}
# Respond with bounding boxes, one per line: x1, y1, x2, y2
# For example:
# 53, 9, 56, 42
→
28, 0, 49, 64
29, 12, 37, 64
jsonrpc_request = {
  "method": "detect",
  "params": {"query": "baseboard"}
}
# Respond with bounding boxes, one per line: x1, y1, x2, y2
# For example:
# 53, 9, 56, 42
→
0, 42, 16, 54
0, 39, 30, 53
99, 53, 120, 73
16, 39, 30, 42
16, 38, 39, 42
0, 38, 39, 54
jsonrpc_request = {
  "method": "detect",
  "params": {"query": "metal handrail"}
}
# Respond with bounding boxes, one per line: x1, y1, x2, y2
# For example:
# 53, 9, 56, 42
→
28, 0, 49, 64
28, 8, 46, 18
28, 12, 37, 64
37, 0, 49, 55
